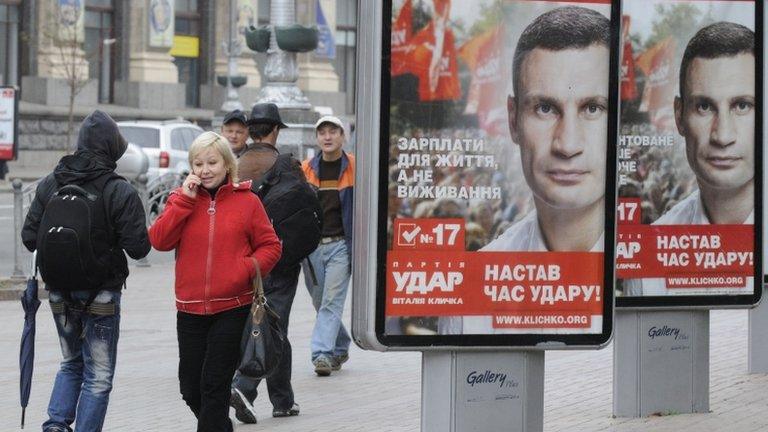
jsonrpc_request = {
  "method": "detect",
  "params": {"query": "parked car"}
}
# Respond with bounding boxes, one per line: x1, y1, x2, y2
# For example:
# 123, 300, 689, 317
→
115, 142, 149, 182
117, 120, 204, 181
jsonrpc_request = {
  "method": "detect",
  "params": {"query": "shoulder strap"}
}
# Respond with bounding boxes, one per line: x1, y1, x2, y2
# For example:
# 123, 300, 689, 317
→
90, 172, 123, 247
94, 172, 124, 246
253, 166, 280, 199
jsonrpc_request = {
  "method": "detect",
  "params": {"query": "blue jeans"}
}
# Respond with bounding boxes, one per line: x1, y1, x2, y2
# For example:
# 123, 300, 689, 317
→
43, 290, 121, 432
302, 239, 351, 361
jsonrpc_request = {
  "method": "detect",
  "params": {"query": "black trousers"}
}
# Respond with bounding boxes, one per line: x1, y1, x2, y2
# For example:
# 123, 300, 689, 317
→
177, 305, 250, 432
232, 264, 300, 410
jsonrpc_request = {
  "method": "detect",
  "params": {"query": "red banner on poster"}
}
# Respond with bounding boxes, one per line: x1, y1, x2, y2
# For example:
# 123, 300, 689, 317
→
390, 0, 413, 76
385, 251, 604, 318
408, 23, 462, 101
616, 224, 754, 280
620, 15, 638, 101
636, 37, 677, 132
460, 24, 507, 137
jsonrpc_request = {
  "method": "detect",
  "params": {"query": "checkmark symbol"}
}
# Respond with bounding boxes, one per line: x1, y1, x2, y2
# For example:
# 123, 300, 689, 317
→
402, 226, 421, 243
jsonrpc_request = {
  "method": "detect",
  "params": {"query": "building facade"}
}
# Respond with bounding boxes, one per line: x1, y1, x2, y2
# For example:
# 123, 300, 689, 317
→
2, 0, 357, 176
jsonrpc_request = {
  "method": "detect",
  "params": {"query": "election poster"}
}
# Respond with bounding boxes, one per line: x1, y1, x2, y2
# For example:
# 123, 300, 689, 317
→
616, 0, 761, 305
56, 0, 85, 42
149, 0, 174, 48
382, 0, 617, 343
0, 87, 17, 161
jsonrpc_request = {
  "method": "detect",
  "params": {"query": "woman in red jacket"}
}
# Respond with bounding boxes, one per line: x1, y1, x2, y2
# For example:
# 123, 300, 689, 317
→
149, 131, 281, 432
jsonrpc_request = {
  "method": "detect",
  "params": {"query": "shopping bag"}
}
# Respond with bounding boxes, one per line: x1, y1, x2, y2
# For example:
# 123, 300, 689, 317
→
237, 266, 285, 379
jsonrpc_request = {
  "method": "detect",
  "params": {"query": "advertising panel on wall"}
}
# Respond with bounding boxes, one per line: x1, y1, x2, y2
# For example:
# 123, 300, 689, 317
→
148, 0, 174, 48
359, 0, 620, 349
0, 87, 18, 161
56, 0, 85, 42
615, 0, 762, 308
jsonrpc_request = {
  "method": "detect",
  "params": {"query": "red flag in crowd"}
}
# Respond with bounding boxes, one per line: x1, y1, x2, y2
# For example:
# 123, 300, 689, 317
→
404, 0, 461, 102
620, 15, 638, 101
636, 37, 677, 133
460, 25, 507, 137
407, 29, 462, 102
391, 0, 413, 76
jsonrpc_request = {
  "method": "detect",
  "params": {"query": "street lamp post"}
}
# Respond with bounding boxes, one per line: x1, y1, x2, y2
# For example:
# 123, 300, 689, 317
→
256, 0, 312, 109
99, 38, 116, 104
220, 0, 244, 113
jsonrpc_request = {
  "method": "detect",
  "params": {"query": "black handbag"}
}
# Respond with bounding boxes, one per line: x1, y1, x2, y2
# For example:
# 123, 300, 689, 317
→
237, 265, 285, 379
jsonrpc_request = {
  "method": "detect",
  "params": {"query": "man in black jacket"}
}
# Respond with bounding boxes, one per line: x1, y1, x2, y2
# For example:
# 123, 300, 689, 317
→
22, 110, 151, 432
230, 103, 321, 424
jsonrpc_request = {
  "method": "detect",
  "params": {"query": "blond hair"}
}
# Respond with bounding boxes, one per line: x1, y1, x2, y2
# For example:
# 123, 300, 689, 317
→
188, 131, 239, 183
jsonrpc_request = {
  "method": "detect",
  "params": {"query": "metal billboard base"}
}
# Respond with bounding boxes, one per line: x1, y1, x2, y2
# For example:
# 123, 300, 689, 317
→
748, 286, 768, 373
422, 351, 544, 432
613, 309, 709, 417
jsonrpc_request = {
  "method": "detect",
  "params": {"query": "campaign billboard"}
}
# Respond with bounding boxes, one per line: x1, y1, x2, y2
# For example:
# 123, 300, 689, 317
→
0, 87, 18, 161
354, 0, 620, 349
615, 0, 762, 308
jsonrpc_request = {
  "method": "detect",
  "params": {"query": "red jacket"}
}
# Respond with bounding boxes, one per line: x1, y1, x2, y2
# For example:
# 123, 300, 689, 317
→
149, 180, 282, 315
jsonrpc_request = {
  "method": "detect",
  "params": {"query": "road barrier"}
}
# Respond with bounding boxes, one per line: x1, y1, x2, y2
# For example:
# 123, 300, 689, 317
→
10, 173, 184, 278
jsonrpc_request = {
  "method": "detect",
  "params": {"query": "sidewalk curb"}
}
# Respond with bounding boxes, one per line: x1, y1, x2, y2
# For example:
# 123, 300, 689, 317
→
0, 278, 49, 301
1, 278, 26, 301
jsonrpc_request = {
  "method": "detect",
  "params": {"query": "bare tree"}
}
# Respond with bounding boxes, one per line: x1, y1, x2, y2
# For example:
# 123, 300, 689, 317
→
38, 4, 92, 151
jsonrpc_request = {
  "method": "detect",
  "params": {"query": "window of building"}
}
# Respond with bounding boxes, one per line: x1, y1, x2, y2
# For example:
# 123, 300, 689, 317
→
334, 0, 357, 114
175, 0, 201, 107
0, 0, 20, 87
85, 0, 115, 103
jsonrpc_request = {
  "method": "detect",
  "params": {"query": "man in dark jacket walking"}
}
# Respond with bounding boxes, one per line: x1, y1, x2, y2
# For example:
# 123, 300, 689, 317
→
229, 103, 322, 424
22, 110, 151, 432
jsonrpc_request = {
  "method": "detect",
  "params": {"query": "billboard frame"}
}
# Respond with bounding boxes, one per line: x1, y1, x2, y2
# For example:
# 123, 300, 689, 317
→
354, 0, 622, 350
615, 0, 763, 310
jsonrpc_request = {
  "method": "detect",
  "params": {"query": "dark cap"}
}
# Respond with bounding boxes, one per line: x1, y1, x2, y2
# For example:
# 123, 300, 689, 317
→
222, 109, 248, 126
248, 103, 288, 129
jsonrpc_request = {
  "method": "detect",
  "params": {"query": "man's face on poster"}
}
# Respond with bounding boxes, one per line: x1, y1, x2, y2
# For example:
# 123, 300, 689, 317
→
675, 54, 755, 192
508, 45, 608, 210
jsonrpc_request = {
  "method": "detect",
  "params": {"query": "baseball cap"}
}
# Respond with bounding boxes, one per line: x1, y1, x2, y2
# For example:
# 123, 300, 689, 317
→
314, 115, 344, 132
222, 109, 247, 126
248, 103, 288, 128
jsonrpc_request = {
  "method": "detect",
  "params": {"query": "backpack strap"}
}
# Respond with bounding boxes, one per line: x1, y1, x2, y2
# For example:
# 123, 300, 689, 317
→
89, 172, 123, 248
83, 173, 122, 311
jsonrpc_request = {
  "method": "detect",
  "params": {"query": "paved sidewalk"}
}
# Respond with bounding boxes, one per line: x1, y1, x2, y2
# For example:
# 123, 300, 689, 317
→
1, 262, 767, 432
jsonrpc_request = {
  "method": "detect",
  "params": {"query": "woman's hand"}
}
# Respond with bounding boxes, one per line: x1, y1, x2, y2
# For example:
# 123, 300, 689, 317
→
182, 173, 202, 198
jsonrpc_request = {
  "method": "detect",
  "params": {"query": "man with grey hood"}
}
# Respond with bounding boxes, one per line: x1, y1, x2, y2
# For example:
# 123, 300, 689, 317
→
22, 110, 150, 432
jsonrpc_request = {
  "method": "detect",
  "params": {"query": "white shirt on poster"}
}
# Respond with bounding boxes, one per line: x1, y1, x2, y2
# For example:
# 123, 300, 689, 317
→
438, 210, 605, 335
624, 190, 754, 296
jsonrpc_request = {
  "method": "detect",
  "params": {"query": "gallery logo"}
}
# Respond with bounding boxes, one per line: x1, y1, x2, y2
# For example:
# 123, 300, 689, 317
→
466, 370, 509, 388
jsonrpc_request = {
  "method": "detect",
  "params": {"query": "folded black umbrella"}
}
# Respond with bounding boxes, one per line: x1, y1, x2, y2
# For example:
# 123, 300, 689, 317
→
20, 253, 40, 429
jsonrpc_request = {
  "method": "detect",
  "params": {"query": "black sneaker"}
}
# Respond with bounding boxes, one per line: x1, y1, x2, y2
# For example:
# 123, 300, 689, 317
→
331, 352, 349, 371
230, 388, 258, 424
273, 402, 300, 418
313, 356, 333, 376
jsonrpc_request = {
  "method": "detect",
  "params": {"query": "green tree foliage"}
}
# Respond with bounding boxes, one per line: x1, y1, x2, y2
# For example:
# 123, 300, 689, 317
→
467, 1, 502, 38
644, 4, 704, 49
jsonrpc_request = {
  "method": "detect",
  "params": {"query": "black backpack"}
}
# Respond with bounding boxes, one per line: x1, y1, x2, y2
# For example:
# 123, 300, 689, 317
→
36, 173, 120, 292
254, 157, 323, 269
